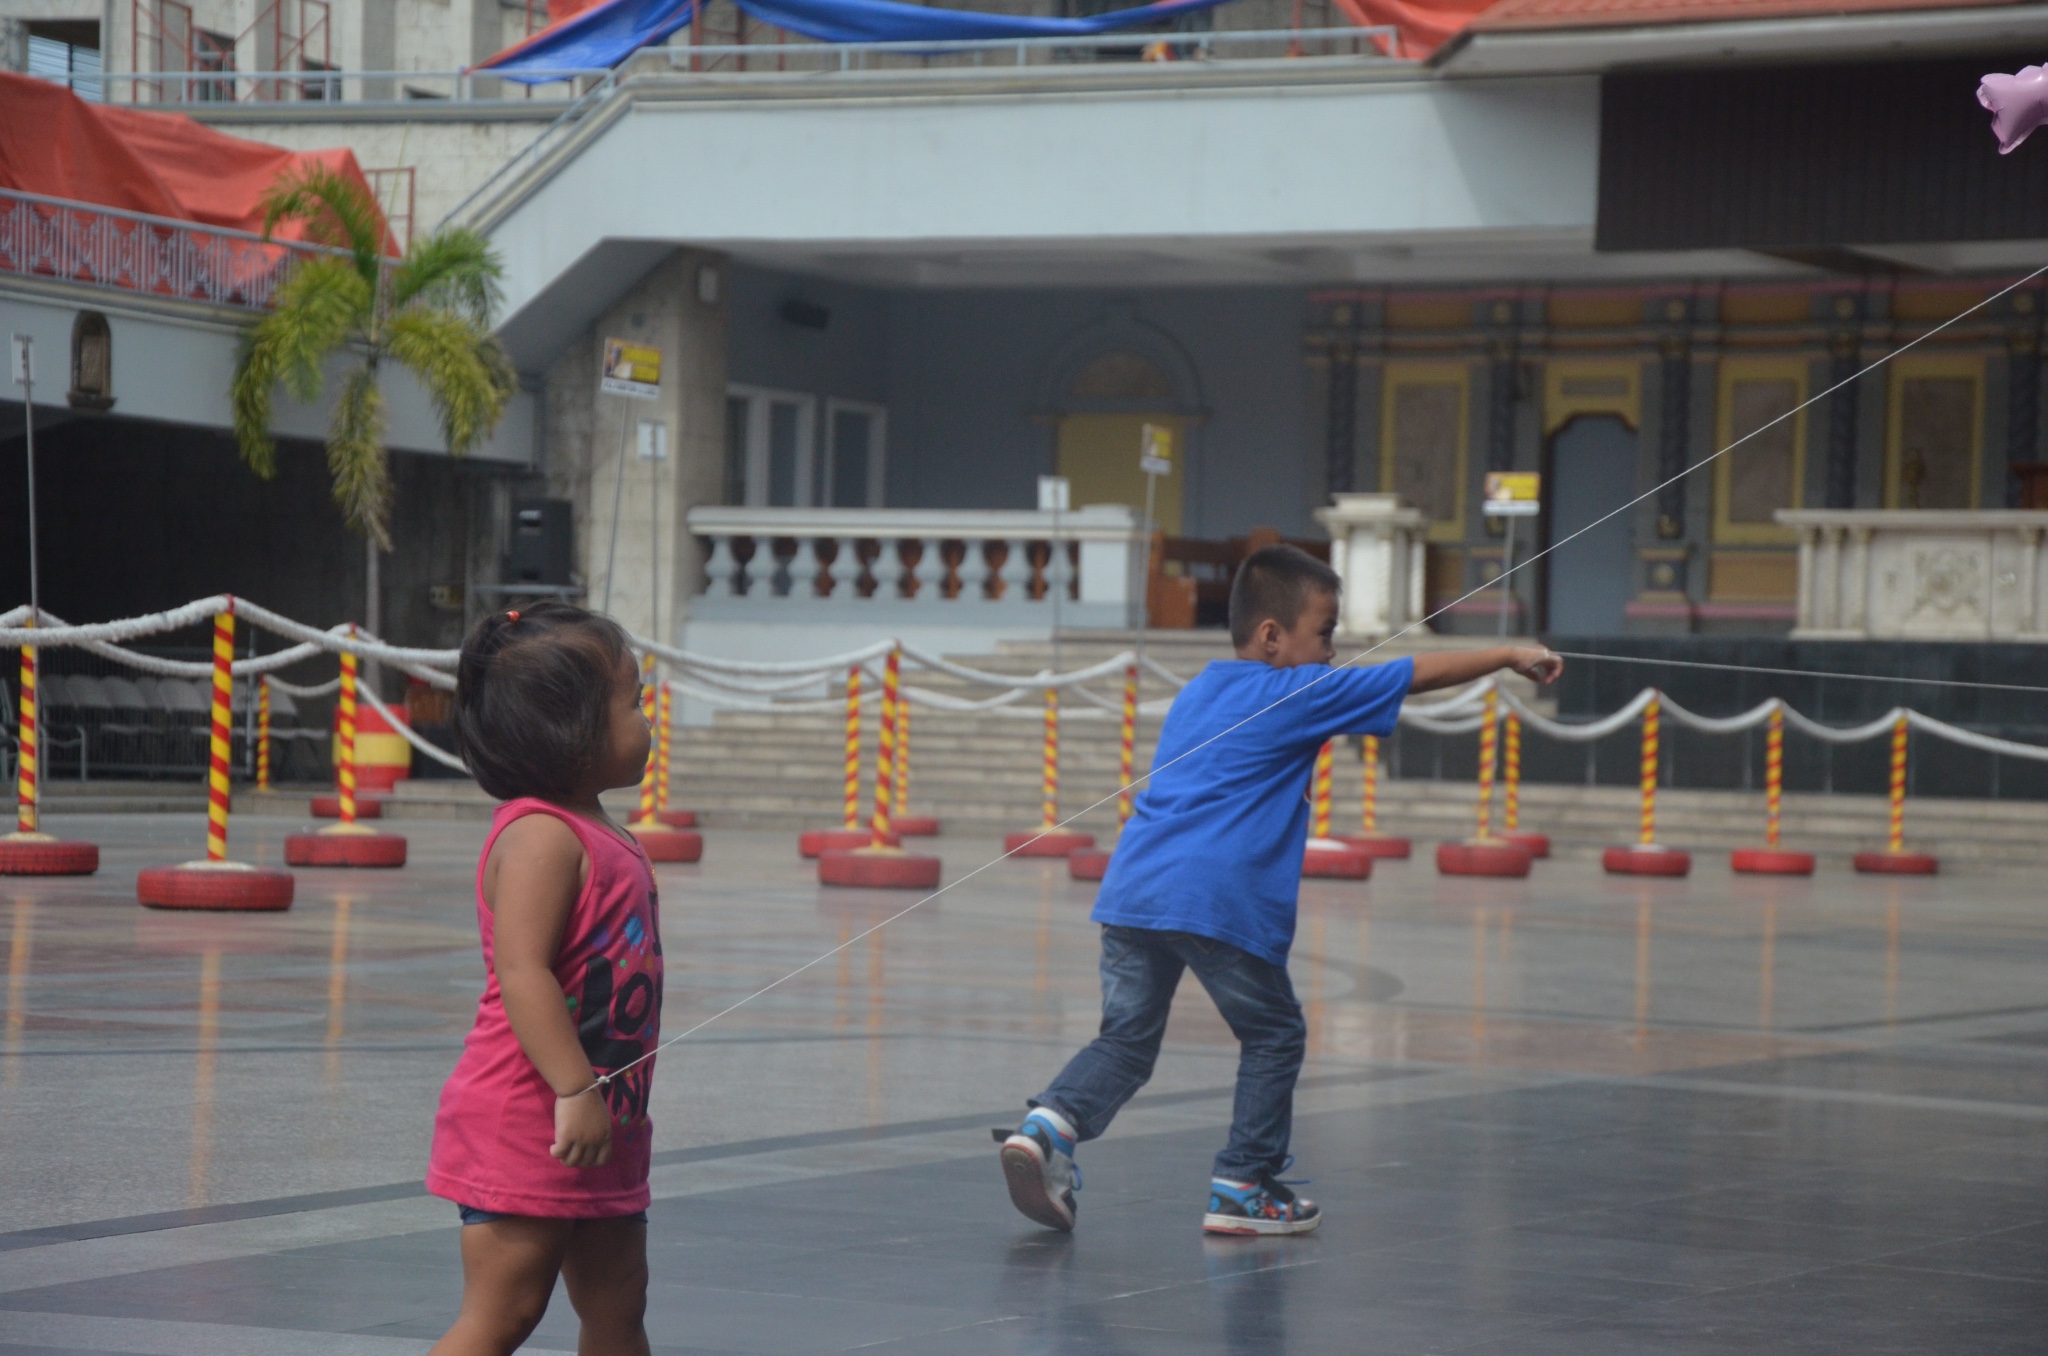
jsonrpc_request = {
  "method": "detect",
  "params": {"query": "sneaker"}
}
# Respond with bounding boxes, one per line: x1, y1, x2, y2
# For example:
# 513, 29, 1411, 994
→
1203, 1173, 1321, 1236
996, 1108, 1080, 1231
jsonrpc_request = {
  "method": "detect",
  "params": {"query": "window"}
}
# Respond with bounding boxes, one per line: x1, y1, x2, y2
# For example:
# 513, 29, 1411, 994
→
1887, 356, 1983, 509
1713, 358, 1806, 544
726, 385, 818, 507
26, 23, 101, 99
1380, 363, 1469, 542
301, 59, 339, 101
192, 28, 235, 101
825, 400, 886, 508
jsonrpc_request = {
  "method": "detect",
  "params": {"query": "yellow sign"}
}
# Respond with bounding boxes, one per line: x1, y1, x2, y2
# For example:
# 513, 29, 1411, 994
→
1139, 423, 1174, 476
601, 338, 662, 400
1483, 471, 1541, 516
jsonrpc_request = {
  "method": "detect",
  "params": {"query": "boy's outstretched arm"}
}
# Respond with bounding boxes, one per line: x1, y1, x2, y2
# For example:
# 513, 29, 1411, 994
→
1408, 645, 1562, 694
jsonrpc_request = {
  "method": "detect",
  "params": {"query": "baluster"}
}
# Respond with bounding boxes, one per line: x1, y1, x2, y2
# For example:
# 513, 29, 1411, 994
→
959, 538, 992, 601
788, 535, 822, 599
1047, 538, 1075, 602
913, 536, 947, 604
873, 539, 908, 600
704, 536, 738, 596
999, 538, 1033, 603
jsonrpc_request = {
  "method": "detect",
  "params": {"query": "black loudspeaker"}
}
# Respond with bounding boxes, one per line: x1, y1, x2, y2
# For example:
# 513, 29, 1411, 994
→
506, 498, 574, 586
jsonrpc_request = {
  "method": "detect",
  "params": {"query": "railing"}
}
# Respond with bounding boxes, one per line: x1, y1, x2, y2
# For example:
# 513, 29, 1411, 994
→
96, 66, 614, 104
0, 186, 346, 311
686, 506, 1147, 628
1781, 509, 2048, 641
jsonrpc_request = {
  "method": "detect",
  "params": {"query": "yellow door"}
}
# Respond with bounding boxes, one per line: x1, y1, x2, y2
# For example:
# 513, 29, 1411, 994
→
1055, 414, 1184, 535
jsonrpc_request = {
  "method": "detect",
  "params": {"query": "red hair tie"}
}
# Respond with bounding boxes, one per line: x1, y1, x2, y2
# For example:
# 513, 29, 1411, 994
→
506, 609, 521, 622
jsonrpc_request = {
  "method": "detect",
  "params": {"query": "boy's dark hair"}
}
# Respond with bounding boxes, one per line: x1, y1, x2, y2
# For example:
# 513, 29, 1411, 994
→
454, 600, 633, 803
1227, 544, 1341, 648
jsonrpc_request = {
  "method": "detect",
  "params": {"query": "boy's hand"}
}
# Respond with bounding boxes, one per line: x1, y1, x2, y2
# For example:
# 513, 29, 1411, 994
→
550, 1086, 614, 1168
1508, 647, 1563, 685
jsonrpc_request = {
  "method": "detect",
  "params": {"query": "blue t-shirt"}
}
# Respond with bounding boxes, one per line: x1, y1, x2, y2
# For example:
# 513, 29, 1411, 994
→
1092, 657, 1414, 966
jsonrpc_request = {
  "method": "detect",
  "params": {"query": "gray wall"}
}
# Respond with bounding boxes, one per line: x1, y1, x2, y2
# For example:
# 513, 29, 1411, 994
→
726, 266, 1318, 537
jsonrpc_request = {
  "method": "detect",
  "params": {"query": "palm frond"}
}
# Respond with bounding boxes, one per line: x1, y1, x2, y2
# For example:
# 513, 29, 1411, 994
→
385, 310, 516, 457
250, 257, 372, 404
260, 164, 389, 290
387, 229, 504, 326
329, 366, 393, 548
230, 328, 281, 480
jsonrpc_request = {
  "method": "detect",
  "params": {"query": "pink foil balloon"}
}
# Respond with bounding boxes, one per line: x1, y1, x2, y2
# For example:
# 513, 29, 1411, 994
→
1980, 65, 2048, 154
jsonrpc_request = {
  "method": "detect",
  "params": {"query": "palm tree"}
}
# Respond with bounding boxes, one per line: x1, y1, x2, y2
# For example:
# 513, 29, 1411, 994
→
231, 165, 515, 555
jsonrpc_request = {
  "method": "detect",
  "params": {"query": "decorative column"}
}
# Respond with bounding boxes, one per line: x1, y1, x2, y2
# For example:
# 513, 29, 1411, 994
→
1655, 334, 1690, 540
2007, 305, 2042, 506
1825, 328, 1861, 508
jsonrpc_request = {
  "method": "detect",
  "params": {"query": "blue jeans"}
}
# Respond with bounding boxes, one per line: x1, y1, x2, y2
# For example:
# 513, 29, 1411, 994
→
1032, 924, 1306, 1182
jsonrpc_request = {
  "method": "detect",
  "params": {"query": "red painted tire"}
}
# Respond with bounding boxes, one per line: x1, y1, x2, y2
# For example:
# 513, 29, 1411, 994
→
285, 832, 409, 868
819, 849, 942, 889
1005, 830, 1097, 857
1854, 850, 1939, 875
800, 827, 900, 858
1603, 845, 1692, 877
1339, 834, 1412, 860
1731, 847, 1815, 876
1069, 849, 1112, 881
1436, 840, 1534, 878
310, 796, 383, 820
658, 809, 698, 829
1502, 831, 1551, 859
0, 838, 99, 876
1303, 845, 1373, 879
633, 828, 703, 863
138, 865, 295, 911
892, 815, 941, 837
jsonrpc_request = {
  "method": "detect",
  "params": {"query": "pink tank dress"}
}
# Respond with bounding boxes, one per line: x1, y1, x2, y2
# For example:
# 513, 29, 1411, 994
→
426, 797, 664, 1217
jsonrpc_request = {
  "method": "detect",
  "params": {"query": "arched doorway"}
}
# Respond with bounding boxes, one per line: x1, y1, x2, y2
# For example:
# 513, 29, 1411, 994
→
1056, 353, 1183, 534
1543, 414, 1638, 635
1039, 310, 1203, 535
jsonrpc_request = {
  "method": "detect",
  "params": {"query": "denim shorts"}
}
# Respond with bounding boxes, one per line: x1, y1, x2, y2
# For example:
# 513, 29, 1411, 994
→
457, 1205, 648, 1226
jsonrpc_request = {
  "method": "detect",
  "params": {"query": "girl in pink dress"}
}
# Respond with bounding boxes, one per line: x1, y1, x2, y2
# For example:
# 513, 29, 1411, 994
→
427, 603, 663, 1356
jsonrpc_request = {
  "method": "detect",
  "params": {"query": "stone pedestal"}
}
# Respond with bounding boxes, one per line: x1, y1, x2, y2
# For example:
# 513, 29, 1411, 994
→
1313, 493, 1429, 640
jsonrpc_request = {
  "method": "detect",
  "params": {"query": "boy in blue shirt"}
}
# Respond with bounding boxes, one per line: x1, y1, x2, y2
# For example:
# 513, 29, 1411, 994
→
998, 545, 1561, 1235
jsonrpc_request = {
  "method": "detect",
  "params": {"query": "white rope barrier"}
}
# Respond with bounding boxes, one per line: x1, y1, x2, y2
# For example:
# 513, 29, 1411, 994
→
10, 596, 2048, 771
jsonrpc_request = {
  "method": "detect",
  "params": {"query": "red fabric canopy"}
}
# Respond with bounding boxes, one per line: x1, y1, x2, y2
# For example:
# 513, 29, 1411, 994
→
1327, 0, 1494, 56
0, 72, 393, 250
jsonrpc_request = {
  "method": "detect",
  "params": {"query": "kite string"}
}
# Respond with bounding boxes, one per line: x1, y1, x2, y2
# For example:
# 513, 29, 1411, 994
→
586, 261, 2048, 1093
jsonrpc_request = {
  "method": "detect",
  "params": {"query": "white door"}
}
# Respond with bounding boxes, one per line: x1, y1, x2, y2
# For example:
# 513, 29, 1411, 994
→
728, 385, 818, 507
824, 400, 887, 508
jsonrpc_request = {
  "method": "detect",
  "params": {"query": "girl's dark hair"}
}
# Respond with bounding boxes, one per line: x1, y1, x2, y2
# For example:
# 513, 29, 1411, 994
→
454, 601, 633, 802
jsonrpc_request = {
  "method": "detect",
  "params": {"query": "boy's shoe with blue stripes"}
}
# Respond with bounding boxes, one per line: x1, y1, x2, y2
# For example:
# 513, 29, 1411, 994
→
1203, 1173, 1321, 1236
996, 1107, 1080, 1231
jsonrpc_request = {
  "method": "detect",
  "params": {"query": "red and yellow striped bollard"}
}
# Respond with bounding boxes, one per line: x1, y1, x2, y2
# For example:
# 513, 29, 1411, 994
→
1117, 662, 1138, 825
654, 682, 696, 828
892, 685, 938, 836
1604, 690, 1690, 876
1345, 732, 1410, 859
141, 599, 292, 906
1499, 709, 1550, 858
624, 657, 700, 862
289, 627, 408, 867
820, 644, 940, 887
1005, 681, 1095, 856
1475, 689, 1499, 841
1070, 663, 1137, 880
0, 623, 99, 875
799, 663, 885, 857
256, 677, 271, 791
1855, 712, 1938, 874
1303, 738, 1370, 877
1439, 687, 1535, 876
1734, 704, 1813, 874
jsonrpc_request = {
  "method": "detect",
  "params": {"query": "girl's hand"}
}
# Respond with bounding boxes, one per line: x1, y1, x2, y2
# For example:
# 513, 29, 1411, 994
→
1507, 647, 1563, 685
550, 1087, 614, 1168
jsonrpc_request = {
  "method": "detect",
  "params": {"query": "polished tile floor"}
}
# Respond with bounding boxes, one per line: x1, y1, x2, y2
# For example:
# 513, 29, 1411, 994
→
4, 811, 2048, 1353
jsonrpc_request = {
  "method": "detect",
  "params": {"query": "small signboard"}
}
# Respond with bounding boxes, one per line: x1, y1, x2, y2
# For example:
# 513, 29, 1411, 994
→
10, 334, 31, 386
1483, 471, 1541, 516
1139, 423, 1173, 477
1037, 475, 1070, 512
601, 338, 662, 400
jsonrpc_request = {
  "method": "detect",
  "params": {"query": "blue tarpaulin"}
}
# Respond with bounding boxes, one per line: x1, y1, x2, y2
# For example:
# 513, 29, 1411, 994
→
479, 0, 1234, 76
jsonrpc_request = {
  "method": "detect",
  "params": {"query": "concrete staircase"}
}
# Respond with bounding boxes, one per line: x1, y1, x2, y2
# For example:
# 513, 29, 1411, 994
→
367, 628, 2045, 871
